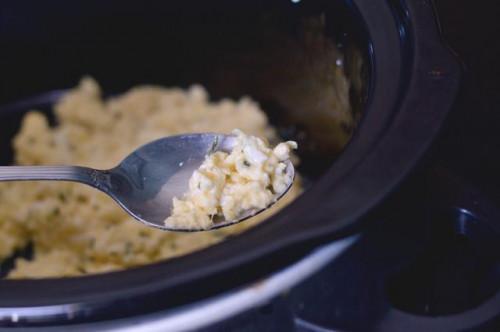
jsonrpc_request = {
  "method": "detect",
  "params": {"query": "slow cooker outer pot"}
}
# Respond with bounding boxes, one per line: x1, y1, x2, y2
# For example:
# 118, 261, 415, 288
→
0, 0, 459, 325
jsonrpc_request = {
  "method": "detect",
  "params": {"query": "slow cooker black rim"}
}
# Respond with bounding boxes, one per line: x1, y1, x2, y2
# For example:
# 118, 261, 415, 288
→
0, 0, 460, 325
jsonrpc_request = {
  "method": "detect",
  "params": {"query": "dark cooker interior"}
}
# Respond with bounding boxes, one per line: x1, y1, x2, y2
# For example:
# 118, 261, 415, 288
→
0, 0, 370, 277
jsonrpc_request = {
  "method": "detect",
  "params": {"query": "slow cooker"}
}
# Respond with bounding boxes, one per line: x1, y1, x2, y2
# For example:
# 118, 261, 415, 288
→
0, 0, 459, 328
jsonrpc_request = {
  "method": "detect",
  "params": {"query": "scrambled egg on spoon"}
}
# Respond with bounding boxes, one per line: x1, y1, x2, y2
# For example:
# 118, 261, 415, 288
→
165, 130, 297, 230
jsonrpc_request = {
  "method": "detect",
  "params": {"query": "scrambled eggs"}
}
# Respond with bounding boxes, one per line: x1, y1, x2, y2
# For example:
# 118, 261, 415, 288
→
165, 129, 297, 230
0, 77, 301, 278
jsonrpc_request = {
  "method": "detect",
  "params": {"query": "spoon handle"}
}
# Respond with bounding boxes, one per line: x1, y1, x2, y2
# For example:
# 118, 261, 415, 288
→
0, 166, 102, 187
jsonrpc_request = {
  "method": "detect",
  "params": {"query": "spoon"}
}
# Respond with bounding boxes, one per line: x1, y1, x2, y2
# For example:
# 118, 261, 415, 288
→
0, 133, 295, 231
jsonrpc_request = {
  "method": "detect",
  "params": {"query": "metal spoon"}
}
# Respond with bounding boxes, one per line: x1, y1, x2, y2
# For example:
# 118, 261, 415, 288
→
0, 133, 295, 231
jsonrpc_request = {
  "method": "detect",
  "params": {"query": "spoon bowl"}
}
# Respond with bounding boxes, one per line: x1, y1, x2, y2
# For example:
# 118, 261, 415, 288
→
0, 133, 295, 231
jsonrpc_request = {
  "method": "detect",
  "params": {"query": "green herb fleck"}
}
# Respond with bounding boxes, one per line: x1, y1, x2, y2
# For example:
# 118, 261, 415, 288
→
58, 192, 66, 202
139, 231, 150, 238
124, 242, 133, 255
51, 207, 60, 216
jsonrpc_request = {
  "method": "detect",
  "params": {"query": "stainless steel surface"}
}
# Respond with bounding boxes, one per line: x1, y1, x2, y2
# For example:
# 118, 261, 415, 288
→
0, 133, 295, 231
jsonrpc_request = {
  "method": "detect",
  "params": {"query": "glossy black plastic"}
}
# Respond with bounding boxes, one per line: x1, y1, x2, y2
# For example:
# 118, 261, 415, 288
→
0, 0, 460, 325
289, 168, 500, 331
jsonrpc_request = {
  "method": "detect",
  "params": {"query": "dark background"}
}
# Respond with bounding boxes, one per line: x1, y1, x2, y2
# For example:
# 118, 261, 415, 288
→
433, 0, 500, 202
1, 0, 498, 193
0, 0, 498, 199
